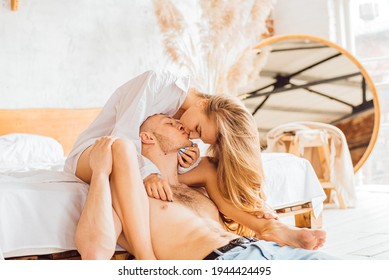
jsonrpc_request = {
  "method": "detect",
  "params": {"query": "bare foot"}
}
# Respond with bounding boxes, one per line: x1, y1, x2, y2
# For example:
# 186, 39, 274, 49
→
256, 219, 326, 250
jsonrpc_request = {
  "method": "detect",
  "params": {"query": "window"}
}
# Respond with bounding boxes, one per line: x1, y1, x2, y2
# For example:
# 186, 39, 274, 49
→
340, 0, 389, 184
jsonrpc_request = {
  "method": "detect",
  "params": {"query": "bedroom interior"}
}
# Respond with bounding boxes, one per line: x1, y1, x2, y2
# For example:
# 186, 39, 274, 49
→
1, 0, 389, 262
244, 34, 379, 210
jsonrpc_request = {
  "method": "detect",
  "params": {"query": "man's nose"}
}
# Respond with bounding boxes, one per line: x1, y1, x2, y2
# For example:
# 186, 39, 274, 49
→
176, 122, 189, 135
177, 122, 189, 133
176, 122, 185, 131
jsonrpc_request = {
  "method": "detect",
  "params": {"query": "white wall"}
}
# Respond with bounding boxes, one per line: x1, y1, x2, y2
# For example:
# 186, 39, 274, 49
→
0, 0, 170, 108
0, 0, 335, 109
273, 0, 334, 40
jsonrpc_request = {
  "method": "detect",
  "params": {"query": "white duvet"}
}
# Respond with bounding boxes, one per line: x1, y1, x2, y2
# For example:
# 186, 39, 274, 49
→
0, 170, 87, 259
0, 153, 325, 259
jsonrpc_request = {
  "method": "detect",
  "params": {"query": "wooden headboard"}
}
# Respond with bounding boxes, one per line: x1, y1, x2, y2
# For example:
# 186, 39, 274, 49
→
0, 108, 101, 155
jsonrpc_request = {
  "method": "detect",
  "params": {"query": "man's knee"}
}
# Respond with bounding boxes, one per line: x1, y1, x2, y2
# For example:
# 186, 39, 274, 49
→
111, 138, 137, 159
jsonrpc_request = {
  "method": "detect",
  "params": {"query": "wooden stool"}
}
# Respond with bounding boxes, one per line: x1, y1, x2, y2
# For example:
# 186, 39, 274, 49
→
275, 202, 322, 229
281, 133, 345, 209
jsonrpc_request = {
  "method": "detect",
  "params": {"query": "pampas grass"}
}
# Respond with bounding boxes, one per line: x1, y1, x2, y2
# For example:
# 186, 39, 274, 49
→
153, 0, 276, 96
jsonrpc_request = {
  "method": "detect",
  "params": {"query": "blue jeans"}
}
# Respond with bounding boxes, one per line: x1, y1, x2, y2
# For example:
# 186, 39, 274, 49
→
215, 240, 337, 260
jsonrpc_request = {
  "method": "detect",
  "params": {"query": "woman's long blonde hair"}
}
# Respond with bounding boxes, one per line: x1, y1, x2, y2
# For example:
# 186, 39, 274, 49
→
204, 94, 265, 236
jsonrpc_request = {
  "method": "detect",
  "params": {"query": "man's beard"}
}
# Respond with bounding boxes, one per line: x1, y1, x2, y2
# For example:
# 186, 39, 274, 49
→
154, 132, 190, 154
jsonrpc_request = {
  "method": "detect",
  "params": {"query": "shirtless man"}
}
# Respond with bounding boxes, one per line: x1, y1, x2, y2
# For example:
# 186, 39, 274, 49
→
80, 114, 332, 260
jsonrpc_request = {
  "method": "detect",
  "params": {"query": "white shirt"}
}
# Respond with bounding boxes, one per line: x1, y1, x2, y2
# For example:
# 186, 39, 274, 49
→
65, 70, 190, 179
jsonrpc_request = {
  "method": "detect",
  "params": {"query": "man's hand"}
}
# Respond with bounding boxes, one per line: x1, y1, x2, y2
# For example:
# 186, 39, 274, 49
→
178, 143, 200, 168
89, 136, 117, 176
143, 173, 173, 202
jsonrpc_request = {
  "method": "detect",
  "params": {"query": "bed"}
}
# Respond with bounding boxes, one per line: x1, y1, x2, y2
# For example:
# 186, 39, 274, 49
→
0, 108, 326, 260
0, 109, 128, 260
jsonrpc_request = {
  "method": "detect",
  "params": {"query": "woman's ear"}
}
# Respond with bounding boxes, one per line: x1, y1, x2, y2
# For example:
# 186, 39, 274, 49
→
140, 132, 155, 144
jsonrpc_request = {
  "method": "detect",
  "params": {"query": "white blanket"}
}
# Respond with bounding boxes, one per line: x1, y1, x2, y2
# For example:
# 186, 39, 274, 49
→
0, 153, 325, 258
0, 171, 88, 258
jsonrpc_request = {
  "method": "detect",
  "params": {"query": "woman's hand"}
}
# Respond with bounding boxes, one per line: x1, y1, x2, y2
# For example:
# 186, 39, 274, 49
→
255, 211, 279, 220
254, 204, 279, 220
178, 143, 200, 168
89, 136, 117, 176
143, 173, 173, 202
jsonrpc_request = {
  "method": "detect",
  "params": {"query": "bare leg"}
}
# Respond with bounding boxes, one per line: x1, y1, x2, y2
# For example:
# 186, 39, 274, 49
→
75, 138, 156, 260
75, 155, 117, 259
76, 181, 124, 259
256, 219, 326, 250
109, 139, 156, 259
179, 158, 326, 250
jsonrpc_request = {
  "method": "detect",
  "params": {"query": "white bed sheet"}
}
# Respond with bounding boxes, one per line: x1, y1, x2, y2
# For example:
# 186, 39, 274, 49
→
0, 170, 88, 258
0, 153, 325, 259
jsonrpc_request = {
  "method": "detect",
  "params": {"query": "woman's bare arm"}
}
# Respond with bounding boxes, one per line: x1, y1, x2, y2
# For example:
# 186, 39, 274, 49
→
178, 157, 278, 234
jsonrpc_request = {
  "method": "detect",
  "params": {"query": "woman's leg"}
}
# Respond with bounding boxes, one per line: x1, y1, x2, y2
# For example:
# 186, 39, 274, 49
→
75, 138, 156, 260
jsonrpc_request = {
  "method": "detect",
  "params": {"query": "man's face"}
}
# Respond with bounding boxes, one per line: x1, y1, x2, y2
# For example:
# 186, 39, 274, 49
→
149, 115, 192, 153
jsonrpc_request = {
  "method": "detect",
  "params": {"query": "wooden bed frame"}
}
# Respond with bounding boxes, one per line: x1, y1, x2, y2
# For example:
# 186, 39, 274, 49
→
0, 108, 319, 260
0, 108, 101, 155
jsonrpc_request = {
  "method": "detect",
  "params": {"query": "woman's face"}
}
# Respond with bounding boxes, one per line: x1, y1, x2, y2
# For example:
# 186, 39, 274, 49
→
179, 104, 218, 144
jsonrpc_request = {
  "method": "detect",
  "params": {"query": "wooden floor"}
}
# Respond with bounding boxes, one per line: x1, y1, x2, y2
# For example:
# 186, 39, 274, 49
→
282, 184, 389, 260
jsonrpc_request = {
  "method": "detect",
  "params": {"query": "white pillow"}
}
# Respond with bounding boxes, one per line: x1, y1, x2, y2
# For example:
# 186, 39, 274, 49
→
0, 133, 65, 171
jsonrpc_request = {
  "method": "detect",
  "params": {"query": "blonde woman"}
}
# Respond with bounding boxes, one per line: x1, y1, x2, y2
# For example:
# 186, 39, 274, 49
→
177, 94, 271, 237
66, 70, 275, 260
160, 95, 322, 248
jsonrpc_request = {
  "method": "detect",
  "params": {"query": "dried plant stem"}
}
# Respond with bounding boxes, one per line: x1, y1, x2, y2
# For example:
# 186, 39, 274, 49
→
154, 0, 276, 96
